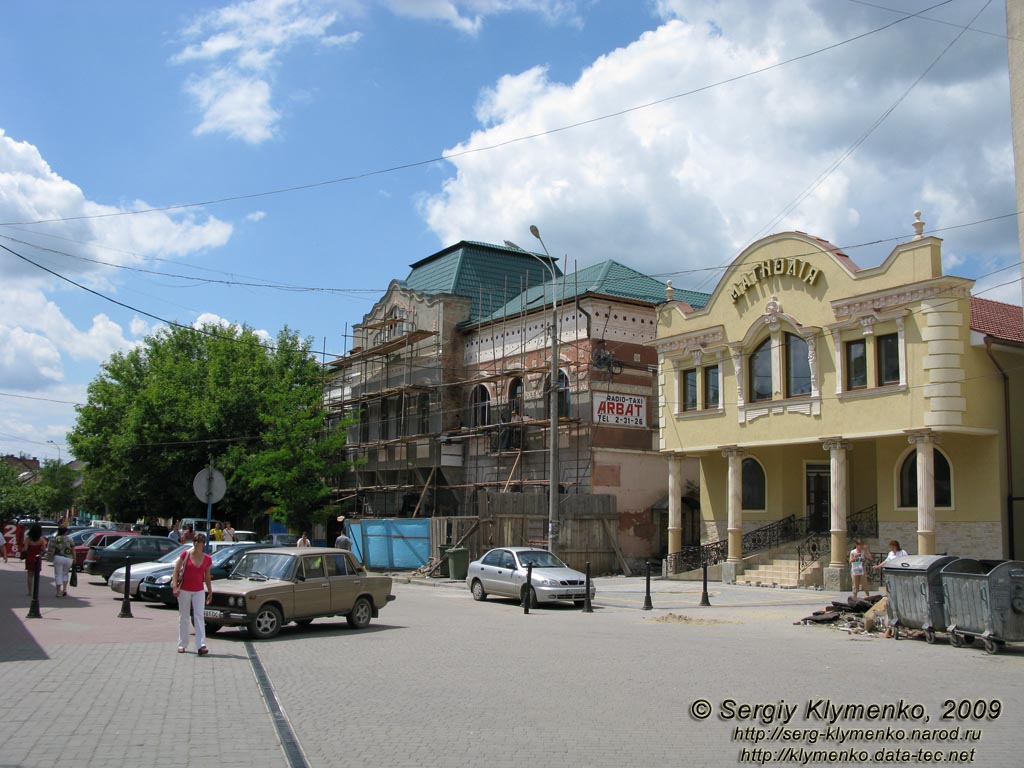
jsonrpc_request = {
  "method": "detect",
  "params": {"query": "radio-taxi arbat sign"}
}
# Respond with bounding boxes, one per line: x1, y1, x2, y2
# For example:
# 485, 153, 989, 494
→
594, 393, 646, 427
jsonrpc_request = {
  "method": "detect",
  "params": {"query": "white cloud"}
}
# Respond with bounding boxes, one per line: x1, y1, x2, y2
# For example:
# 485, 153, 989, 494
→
421, 2, 1015, 288
174, 0, 361, 144
0, 326, 63, 389
383, 0, 579, 33
246, 210, 267, 222
194, 312, 273, 344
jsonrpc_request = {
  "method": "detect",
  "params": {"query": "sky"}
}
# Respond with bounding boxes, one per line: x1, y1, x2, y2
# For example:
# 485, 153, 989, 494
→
0, 0, 1019, 464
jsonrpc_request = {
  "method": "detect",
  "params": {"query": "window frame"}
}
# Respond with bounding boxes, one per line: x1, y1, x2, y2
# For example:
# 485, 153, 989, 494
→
876, 332, 900, 386
784, 332, 811, 399
681, 368, 698, 411
741, 457, 767, 511
898, 447, 952, 509
845, 338, 868, 391
748, 339, 773, 403
703, 364, 720, 410
469, 384, 491, 428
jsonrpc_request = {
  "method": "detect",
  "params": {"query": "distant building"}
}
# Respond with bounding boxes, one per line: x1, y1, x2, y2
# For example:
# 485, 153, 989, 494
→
324, 240, 709, 569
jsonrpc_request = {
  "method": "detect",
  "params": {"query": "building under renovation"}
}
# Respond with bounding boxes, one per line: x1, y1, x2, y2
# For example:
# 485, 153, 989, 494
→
324, 240, 708, 567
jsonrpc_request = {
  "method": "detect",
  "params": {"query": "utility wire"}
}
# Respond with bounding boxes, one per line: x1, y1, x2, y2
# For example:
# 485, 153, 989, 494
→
0, 0, 954, 229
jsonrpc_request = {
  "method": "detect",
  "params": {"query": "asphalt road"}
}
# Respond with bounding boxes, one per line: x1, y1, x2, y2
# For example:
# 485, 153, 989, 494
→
2, 562, 1022, 767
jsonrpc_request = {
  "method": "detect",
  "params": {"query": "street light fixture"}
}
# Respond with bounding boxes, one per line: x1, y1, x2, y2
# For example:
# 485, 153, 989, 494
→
504, 227, 561, 554
47, 440, 62, 464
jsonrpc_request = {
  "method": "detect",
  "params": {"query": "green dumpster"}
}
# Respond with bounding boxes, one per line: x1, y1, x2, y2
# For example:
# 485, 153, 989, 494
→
447, 546, 469, 581
437, 544, 451, 578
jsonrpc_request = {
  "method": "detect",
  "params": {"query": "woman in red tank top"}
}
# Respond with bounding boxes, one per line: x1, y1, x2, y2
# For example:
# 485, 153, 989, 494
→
23, 523, 47, 597
172, 533, 213, 655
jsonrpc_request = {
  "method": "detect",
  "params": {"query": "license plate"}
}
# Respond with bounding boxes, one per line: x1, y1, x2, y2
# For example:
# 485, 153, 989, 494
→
204, 610, 223, 619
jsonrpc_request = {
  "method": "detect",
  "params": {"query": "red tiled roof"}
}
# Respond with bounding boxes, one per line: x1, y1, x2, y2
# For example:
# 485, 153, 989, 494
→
970, 297, 1024, 344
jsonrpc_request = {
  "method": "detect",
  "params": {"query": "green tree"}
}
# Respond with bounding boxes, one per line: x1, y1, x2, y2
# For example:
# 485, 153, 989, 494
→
68, 323, 349, 531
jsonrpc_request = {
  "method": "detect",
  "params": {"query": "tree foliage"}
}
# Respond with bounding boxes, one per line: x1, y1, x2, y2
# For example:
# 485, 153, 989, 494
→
0, 459, 77, 520
67, 323, 348, 531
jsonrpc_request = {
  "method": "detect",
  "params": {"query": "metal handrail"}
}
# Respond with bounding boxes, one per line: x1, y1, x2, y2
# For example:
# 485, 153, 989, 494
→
667, 514, 802, 575
797, 504, 880, 581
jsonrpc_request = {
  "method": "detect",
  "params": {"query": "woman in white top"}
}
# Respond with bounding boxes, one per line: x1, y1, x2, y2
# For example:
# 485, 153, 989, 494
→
297, 532, 311, 547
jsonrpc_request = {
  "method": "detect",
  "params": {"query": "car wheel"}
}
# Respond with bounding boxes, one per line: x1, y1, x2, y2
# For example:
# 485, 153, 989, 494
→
295, 618, 314, 627
471, 580, 487, 601
248, 605, 283, 640
347, 596, 373, 629
204, 622, 221, 635
520, 586, 538, 609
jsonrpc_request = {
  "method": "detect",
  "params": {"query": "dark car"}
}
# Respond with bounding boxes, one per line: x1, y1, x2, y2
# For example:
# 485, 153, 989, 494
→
85, 535, 178, 581
138, 543, 264, 605
73, 530, 140, 570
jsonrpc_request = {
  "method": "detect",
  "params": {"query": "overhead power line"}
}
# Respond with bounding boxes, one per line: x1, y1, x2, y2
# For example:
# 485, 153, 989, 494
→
0, 0, 954, 229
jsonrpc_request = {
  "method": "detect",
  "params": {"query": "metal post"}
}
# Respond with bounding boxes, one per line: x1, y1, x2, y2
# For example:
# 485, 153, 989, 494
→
583, 561, 593, 613
642, 560, 653, 610
70, 560, 78, 588
699, 562, 712, 607
26, 557, 42, 619
522, 563, 533, 614
118, 557, 133, 618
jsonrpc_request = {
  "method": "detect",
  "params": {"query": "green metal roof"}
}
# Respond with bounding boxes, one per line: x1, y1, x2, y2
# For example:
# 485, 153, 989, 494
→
476, 259, 709, 324
401, 241, 561, 323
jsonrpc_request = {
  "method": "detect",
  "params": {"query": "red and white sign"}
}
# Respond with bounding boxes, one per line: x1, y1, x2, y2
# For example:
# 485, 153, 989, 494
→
593, 393, 647, 428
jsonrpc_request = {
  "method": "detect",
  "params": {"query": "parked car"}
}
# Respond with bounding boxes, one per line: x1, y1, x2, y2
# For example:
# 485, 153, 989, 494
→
205, 547, 396, 639
108, 543, 192, 598
138, 543, 264, 606
259, 533, 299, 547
44, 527, 96, 562
73, 530, 139, 570
85, 535, 178, 581
176, 517, 223, 535
466, 547, 596, 607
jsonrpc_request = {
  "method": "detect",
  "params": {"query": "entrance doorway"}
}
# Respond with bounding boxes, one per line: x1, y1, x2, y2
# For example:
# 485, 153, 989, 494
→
805, 464, 830, 533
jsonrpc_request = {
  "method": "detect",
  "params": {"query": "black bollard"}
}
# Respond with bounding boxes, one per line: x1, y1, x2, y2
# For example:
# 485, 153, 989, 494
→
26, 556, 42, 619
118, 557, 133, 618
582, 561, 593, 613
522, 563, 533, 614
70, 561, 78, 588
642, 560, 653, 610
699, 562, 712, 607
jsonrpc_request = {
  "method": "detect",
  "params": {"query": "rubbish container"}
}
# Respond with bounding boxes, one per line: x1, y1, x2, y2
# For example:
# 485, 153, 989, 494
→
447, 546, 469, 581
941, 559, 1024, 654
883, 554, 957, 643
437, 544, 451, 578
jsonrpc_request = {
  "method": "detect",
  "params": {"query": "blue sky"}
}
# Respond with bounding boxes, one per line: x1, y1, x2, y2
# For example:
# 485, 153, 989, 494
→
0, 0, 1018, 463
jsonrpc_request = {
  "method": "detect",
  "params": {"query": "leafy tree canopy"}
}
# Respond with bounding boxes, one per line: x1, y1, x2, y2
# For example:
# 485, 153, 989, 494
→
1, 459, 77, 520
67, 323, 349, 532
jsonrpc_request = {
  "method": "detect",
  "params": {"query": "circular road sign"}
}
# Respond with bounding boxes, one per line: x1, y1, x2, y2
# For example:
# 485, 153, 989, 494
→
193, 467, 227, 504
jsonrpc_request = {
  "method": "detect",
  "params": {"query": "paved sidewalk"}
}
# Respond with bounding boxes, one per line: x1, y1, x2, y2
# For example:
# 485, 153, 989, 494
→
0, 560, 286, 768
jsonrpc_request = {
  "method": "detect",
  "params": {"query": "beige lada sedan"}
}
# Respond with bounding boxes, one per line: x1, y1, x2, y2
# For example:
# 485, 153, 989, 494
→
204, 547, 395, 639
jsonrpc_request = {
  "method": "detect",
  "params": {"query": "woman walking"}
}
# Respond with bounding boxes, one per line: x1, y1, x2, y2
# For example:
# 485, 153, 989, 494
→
22, 523, 47, 597
50, 524, 74, 597
171, 532, 213, 655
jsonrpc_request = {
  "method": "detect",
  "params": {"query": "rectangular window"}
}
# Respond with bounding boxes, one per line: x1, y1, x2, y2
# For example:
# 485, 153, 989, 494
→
703, 365, 719, 409
845, 339, 867, 390
681, 368, 697, 411
877, 333, 900, 385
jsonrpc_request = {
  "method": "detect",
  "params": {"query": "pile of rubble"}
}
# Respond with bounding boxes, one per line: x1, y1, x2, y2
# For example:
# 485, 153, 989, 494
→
796, 594, 904, 637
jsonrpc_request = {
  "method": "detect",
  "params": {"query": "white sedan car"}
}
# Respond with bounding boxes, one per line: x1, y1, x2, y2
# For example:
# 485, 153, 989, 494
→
466, 547, 595, 607
109, 543, 190, 597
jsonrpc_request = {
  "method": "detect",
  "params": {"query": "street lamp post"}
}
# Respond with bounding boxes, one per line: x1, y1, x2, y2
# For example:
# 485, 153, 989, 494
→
505, 226, 560, 553
47, 440, 62, 464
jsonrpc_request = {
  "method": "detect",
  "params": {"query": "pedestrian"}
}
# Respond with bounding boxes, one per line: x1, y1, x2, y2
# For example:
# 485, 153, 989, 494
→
849, 539, 872, 600
334, 522, 352, 551
169, 524, 180, 544
49, 524, 74, 597
297, 532, 311, 547
222, 522, 236, 543
210, 523, 222, 542
171, 532, 213, 656
22, 523, 47, 597
181, 524, 194, 544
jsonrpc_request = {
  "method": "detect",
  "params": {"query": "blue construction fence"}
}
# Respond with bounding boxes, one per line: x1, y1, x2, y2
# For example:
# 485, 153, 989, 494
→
347, 518, 431, 571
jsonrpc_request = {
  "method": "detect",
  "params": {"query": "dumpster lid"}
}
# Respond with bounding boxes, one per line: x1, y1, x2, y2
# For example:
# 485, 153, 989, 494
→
882, 554, 957, 572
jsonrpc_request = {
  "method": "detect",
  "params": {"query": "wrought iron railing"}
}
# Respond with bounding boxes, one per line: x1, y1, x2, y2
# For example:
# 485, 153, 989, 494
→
797, 504, 881, 583
667, 515, 801, 574
848, 504, 879, 540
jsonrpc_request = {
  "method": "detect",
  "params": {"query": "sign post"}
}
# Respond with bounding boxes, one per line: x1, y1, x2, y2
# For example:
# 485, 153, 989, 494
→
193, 463, 226, 552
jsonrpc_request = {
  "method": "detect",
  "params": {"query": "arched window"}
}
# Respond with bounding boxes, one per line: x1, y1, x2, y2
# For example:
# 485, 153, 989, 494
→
749, 339, 772, 403
469, 385, 491, 427
545, 371, 571, 419
508, 377, 523, 416
785, 333, 811, 397
742, 458, 766, 510
899, 449, 952, 508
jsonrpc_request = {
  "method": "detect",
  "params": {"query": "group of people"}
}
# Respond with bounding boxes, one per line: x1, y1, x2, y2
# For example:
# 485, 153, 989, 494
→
169, 521, 237, 544
18, 523, 75, 598
849, 538, 908, 599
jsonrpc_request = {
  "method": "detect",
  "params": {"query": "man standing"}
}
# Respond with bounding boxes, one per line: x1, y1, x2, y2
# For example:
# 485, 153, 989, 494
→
334, 519, 352, 551
222, 522, 236, 543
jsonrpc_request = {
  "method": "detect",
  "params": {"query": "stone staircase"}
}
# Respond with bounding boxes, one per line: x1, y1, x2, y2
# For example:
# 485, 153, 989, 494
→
737, 550, 823, 589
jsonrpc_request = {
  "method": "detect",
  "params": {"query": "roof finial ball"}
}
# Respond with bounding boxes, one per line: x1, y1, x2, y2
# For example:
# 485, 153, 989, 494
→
666, 279, 675, 301
912, 210, 925, 240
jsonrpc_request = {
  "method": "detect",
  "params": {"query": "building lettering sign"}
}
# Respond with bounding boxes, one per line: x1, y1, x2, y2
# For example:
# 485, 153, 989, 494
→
593, 393, 647, 428
729, 257, 820, 302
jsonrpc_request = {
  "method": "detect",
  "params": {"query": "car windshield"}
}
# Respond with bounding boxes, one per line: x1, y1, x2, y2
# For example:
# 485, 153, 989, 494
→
516, 551, 567, 569
106, 537, 132, 550
157, 544, 191, 563
232, 552, 294, 580
211, 545, 250, 566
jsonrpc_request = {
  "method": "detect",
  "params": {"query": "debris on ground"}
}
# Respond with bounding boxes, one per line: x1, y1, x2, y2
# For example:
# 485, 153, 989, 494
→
649, 613, 738, 625
795, 593, 892, 636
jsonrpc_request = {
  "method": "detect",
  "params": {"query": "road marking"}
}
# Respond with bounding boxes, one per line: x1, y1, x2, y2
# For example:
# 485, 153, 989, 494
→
245, 640, 310, 768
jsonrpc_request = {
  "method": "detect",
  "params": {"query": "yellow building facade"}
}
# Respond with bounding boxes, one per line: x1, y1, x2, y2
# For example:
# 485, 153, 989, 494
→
653, 219, 1023, 588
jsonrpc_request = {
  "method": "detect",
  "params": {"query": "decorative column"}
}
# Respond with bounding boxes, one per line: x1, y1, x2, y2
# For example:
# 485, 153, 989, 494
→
668, 455, 683, 554
722, 447, 745, 564
908, 430, 938, 555
822, 439, 851, 567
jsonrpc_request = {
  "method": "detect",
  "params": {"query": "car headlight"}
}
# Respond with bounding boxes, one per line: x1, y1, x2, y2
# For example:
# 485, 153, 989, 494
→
227, 596, 245, 609
155, 575, 172, 584
537, 578, 557, 586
